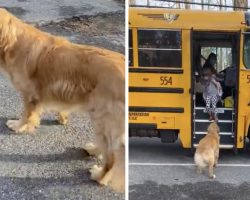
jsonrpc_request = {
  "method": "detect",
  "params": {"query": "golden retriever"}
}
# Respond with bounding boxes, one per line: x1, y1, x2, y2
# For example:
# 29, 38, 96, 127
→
194, 122, 220, 179
0, 9, 125, 192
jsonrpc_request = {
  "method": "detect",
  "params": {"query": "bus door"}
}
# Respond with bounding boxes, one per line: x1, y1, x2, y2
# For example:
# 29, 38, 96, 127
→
191, 31, 240, 149
238, 32, 250, 148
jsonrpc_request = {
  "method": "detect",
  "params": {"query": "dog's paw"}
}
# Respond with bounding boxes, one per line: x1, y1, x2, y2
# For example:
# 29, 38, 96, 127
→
17, 124, 36, 134
6, 120, 35, 134
209, 174, 216, 179
6, 120, 21, 132
90, 165, 105, 181
58, 112, 68, 125
106, 178, 125, 193
99, 169, 125, 193
84, 142, 100, 157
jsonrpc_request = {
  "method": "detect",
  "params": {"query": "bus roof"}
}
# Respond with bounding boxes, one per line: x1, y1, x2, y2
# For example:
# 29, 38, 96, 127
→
129, 7, 248, 30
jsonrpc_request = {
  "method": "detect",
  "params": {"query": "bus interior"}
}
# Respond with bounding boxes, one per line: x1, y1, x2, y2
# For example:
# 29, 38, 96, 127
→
192, 31, 239, 107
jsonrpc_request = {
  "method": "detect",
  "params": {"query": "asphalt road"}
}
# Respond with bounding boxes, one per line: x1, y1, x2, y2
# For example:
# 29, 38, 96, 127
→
0, 0, 123, 24
129, 138, 250, 200
0, 0, 124, 200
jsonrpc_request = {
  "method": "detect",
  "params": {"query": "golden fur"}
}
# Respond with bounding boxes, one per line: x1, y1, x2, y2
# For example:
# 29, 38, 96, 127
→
194, 122, 220, 179
0, 9, 125, 192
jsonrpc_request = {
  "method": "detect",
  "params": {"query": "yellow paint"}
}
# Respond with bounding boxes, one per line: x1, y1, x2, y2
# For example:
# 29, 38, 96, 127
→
129, 73, 184, 88
238, 32, 250, 148
129, 8, 245, 30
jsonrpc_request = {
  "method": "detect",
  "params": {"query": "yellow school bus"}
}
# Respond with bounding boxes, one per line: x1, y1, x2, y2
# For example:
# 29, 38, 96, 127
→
129, 7, 250, 151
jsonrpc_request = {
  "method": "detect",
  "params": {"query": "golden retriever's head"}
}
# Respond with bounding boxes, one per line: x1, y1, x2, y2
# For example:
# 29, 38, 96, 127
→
207, 122, 220, 134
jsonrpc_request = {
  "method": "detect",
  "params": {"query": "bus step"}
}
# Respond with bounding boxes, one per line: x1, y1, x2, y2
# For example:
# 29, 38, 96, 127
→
194, 119, 233, 123
193, 132, 234, 146
194, 131, 234, 136
194, 121, 234, 132
193, 144, 234, 149
195, 107, 233, 120
195, 107, 233, 111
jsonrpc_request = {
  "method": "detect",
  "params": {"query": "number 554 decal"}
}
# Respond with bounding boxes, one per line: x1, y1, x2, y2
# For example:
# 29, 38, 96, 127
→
160, 76, 173, 85
247, 75, 250, 84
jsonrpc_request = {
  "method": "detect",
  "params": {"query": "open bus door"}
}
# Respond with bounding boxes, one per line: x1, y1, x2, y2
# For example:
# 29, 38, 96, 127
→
191, 30, 241, 150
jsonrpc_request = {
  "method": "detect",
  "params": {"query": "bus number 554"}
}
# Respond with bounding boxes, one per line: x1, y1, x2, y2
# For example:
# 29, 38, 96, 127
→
160, 76, 173, 85
247, 75, 250, 84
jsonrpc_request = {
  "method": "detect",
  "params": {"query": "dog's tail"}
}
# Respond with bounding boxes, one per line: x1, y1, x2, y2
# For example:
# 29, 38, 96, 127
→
194, 152, 207, 168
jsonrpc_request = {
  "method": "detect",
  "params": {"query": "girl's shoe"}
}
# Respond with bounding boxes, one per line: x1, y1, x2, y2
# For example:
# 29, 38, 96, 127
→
213, 114, 218, 122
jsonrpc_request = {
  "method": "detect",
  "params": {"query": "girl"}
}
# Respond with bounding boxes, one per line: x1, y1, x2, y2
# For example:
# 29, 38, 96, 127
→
202, 68, 222, 121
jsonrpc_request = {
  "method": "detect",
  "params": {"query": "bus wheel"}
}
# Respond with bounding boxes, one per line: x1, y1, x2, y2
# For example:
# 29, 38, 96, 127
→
233, 147, 238, 155
159, 130, 178, 143
184, 148, 195, 157
190, 147, 195, 155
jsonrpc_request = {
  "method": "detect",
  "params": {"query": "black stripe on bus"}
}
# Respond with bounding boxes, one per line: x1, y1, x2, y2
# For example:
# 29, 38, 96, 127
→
129, 68, 183, 74
129, 87, 184, 93
129, 106, 184, 113
129, 123, 157, 129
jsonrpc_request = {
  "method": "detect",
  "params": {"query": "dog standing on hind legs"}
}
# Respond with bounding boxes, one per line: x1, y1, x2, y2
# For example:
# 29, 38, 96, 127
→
194, 122, 220, 179
0, 9, 125, 192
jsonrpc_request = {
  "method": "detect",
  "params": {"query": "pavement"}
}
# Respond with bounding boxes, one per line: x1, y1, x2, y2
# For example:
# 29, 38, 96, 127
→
129, 138, 250, 200
0, 0, 123, 24
0, 1, 124, 200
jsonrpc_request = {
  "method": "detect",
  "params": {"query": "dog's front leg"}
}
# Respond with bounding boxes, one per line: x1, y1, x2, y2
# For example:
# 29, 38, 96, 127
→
214, 148, 219, 167
6, 96, 42, 134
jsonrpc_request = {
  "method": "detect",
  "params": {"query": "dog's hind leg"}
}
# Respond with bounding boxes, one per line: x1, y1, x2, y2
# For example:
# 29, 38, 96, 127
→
208, 160, 216, 179
89, 111, 125, 192
89, 135, 109, 182
99, 136, 125, 192
214, 148, 219, 167
196, 165, 203, 174
6, 95, 42, 134
89, 122, 109, 181
98, 102, 125, 192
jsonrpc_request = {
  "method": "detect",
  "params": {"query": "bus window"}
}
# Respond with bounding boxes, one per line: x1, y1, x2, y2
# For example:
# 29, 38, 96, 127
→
244, 34, 250, 69
137, 29, 182, 68
129, 29, 133, 66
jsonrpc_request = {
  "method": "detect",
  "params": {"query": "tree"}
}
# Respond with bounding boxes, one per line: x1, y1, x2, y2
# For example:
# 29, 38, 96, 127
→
185, 0, 191, 9
234, 0, 248, 11
129, 0, 135, 5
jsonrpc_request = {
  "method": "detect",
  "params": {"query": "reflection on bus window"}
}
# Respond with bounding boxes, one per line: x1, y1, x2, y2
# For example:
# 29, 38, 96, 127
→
129, 29, 133, 66
138, 50, 181, 67
138, 30, 181, 49
137, 29, 182, 68
244, 34, 250, 69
